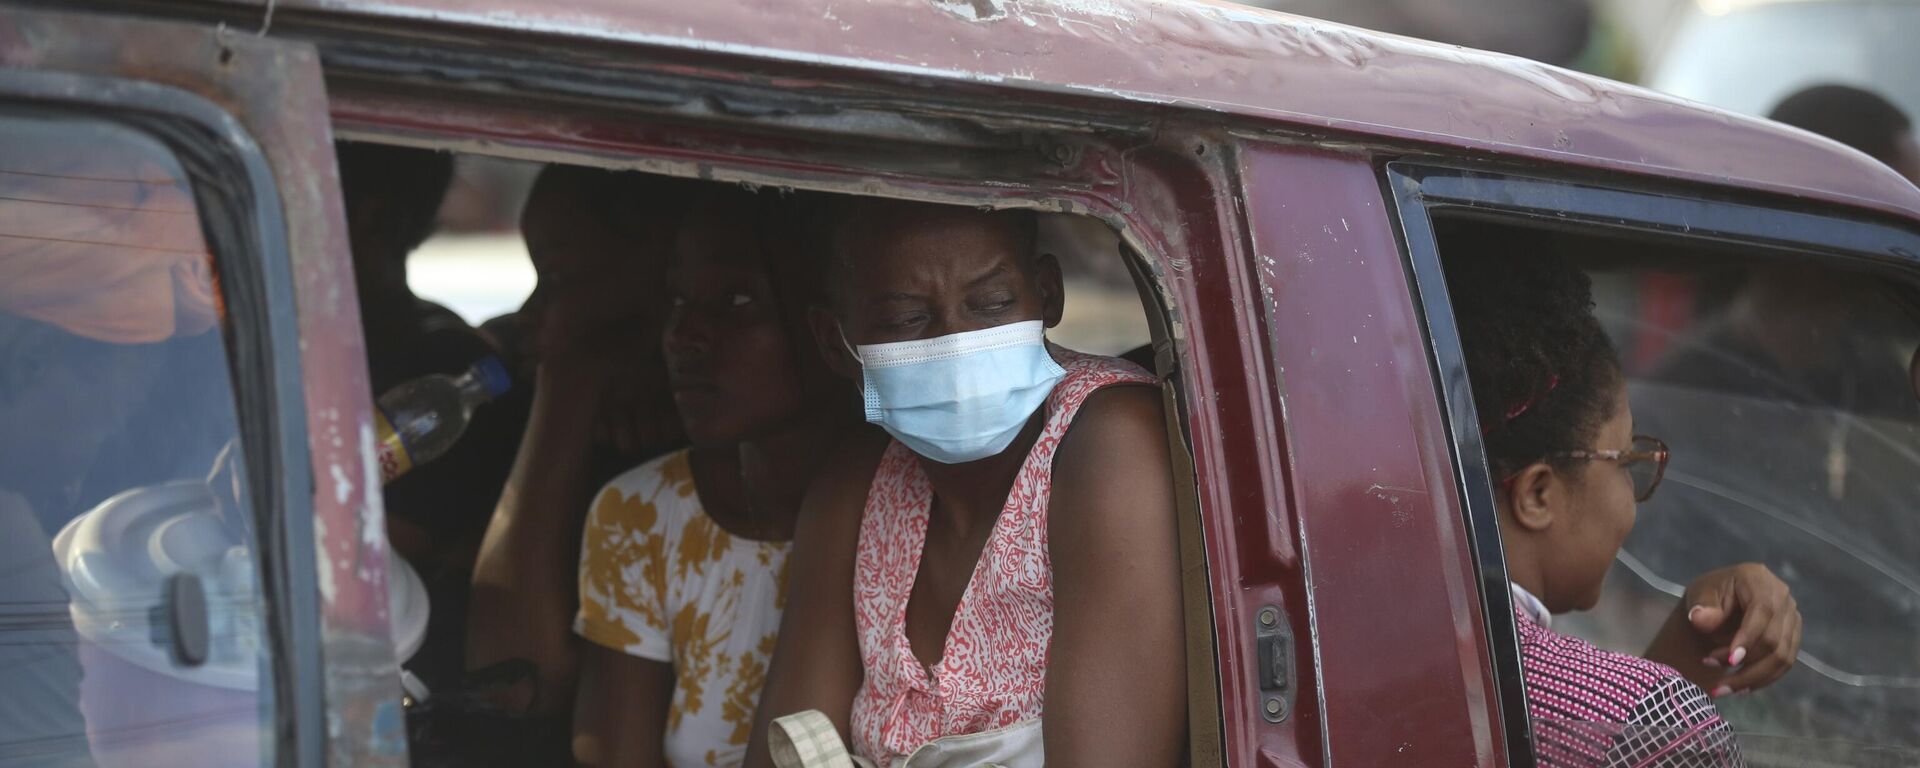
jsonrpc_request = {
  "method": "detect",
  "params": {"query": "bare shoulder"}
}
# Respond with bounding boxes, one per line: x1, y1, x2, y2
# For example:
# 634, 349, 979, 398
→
1055, 383, 1169, 476
1052, 383, 1173, 534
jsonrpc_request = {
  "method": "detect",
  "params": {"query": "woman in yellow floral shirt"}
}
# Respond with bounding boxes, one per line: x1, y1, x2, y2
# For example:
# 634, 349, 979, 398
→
572, 188, 865, 767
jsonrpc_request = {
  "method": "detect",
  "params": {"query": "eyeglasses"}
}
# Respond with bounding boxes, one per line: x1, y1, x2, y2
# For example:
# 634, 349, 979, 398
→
1549, 434, 1670, 503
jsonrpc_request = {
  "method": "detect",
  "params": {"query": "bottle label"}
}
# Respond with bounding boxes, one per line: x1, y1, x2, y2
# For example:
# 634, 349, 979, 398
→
374, 409, 413, 483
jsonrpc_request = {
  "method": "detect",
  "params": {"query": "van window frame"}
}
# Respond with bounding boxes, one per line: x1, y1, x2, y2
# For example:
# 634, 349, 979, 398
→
0, 68, 324, 767
1387, 159, 1920, 768
329, 91, 1229, 764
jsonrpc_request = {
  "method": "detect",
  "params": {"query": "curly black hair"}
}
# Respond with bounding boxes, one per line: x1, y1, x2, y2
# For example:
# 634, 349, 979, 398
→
1442, 225, 1621, 479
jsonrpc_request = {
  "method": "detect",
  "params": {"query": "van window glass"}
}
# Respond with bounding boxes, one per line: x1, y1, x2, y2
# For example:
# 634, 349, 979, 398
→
0, 109, 273, 767
1439, 216, 1920, 762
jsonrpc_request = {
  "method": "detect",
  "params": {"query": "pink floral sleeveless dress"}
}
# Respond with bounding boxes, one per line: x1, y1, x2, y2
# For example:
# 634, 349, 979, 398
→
848, 350, 1153, 767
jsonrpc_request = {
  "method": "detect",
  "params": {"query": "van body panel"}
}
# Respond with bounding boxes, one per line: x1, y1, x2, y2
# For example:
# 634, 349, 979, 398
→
97, 0, 1920, 218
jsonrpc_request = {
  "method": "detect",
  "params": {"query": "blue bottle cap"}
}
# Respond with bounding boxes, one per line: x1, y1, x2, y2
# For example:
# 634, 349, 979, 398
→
472, 355, 512, 399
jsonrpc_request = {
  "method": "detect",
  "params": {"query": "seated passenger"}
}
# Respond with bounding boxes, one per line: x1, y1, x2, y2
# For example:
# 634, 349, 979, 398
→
1447, 248, 1805, 766
466, 166, 694, 718
507, 165, 693, 466
746, 200, 1186, 767
336, 141, 519, 690
571, 188, 863, 767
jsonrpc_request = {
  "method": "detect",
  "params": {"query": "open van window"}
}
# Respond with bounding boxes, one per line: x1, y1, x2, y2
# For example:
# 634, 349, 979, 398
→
347, 146, 1177, 765
402, 162, 1152, 362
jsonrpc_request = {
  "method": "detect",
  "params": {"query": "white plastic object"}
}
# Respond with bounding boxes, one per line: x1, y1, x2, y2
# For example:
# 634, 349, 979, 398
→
54, 480, 430, 690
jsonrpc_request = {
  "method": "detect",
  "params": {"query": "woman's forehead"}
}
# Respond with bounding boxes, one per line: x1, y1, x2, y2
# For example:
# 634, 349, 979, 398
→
854, 203, 1024, 249
848, 246, 1025, 300
843, 210, 1029, 282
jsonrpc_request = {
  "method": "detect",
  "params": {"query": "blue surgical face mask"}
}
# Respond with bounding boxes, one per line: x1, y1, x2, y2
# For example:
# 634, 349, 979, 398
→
844, 319, 1066, 464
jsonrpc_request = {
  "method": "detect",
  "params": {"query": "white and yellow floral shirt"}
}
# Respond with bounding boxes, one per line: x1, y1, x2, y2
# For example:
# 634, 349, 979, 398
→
575, 450, 791, 768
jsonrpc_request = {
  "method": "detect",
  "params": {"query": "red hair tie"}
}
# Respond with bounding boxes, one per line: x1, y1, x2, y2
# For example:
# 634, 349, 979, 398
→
1482, 374, 1560, 435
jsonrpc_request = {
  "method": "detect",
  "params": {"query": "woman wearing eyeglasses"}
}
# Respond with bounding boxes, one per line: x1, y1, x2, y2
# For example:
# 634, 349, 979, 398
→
1448, 247, 1803, 767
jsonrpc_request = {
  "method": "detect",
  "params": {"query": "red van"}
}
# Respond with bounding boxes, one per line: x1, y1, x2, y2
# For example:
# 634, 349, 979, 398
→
2, 1, 1916, 766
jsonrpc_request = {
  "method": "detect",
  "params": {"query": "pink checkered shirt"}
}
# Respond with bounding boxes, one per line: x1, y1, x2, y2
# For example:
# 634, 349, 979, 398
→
1516, 603, 1745, 767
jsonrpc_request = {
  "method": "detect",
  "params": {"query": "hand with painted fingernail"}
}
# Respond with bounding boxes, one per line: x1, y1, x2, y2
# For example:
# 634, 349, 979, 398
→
1697, 564, 1797, 695
1650, 563, 1801, 696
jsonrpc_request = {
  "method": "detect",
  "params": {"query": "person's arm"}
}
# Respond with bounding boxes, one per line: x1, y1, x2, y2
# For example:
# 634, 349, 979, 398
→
573, 644, 674, 767
741, 431, 886, 768
570, 459, 680, 766
467, 363, 603, 711
1642, 562, 1801, 697
1044, 385, 1186, 767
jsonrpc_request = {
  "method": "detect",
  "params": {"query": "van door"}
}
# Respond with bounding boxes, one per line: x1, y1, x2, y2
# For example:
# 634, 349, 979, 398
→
0, 8, 384, 768
1394, 162, 1920, 766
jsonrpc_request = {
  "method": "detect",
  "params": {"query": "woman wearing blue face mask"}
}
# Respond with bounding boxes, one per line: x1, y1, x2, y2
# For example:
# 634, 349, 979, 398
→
744, 199, 1186, 768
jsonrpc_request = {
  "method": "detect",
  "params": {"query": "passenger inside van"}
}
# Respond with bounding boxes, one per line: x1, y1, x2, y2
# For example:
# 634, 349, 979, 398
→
1445, 243, 1805, 766
745, 198, 1186, 767
464, 166, 693, 722
337, 142, 520, 690
571, 187, 867, 767
507, 166, 690, 465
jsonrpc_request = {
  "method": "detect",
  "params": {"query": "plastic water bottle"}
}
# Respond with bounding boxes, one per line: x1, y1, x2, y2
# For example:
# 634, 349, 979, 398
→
374, 356, 512, 484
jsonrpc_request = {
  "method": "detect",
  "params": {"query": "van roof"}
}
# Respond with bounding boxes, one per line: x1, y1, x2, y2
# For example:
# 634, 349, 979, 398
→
238, 0, 1920, 219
